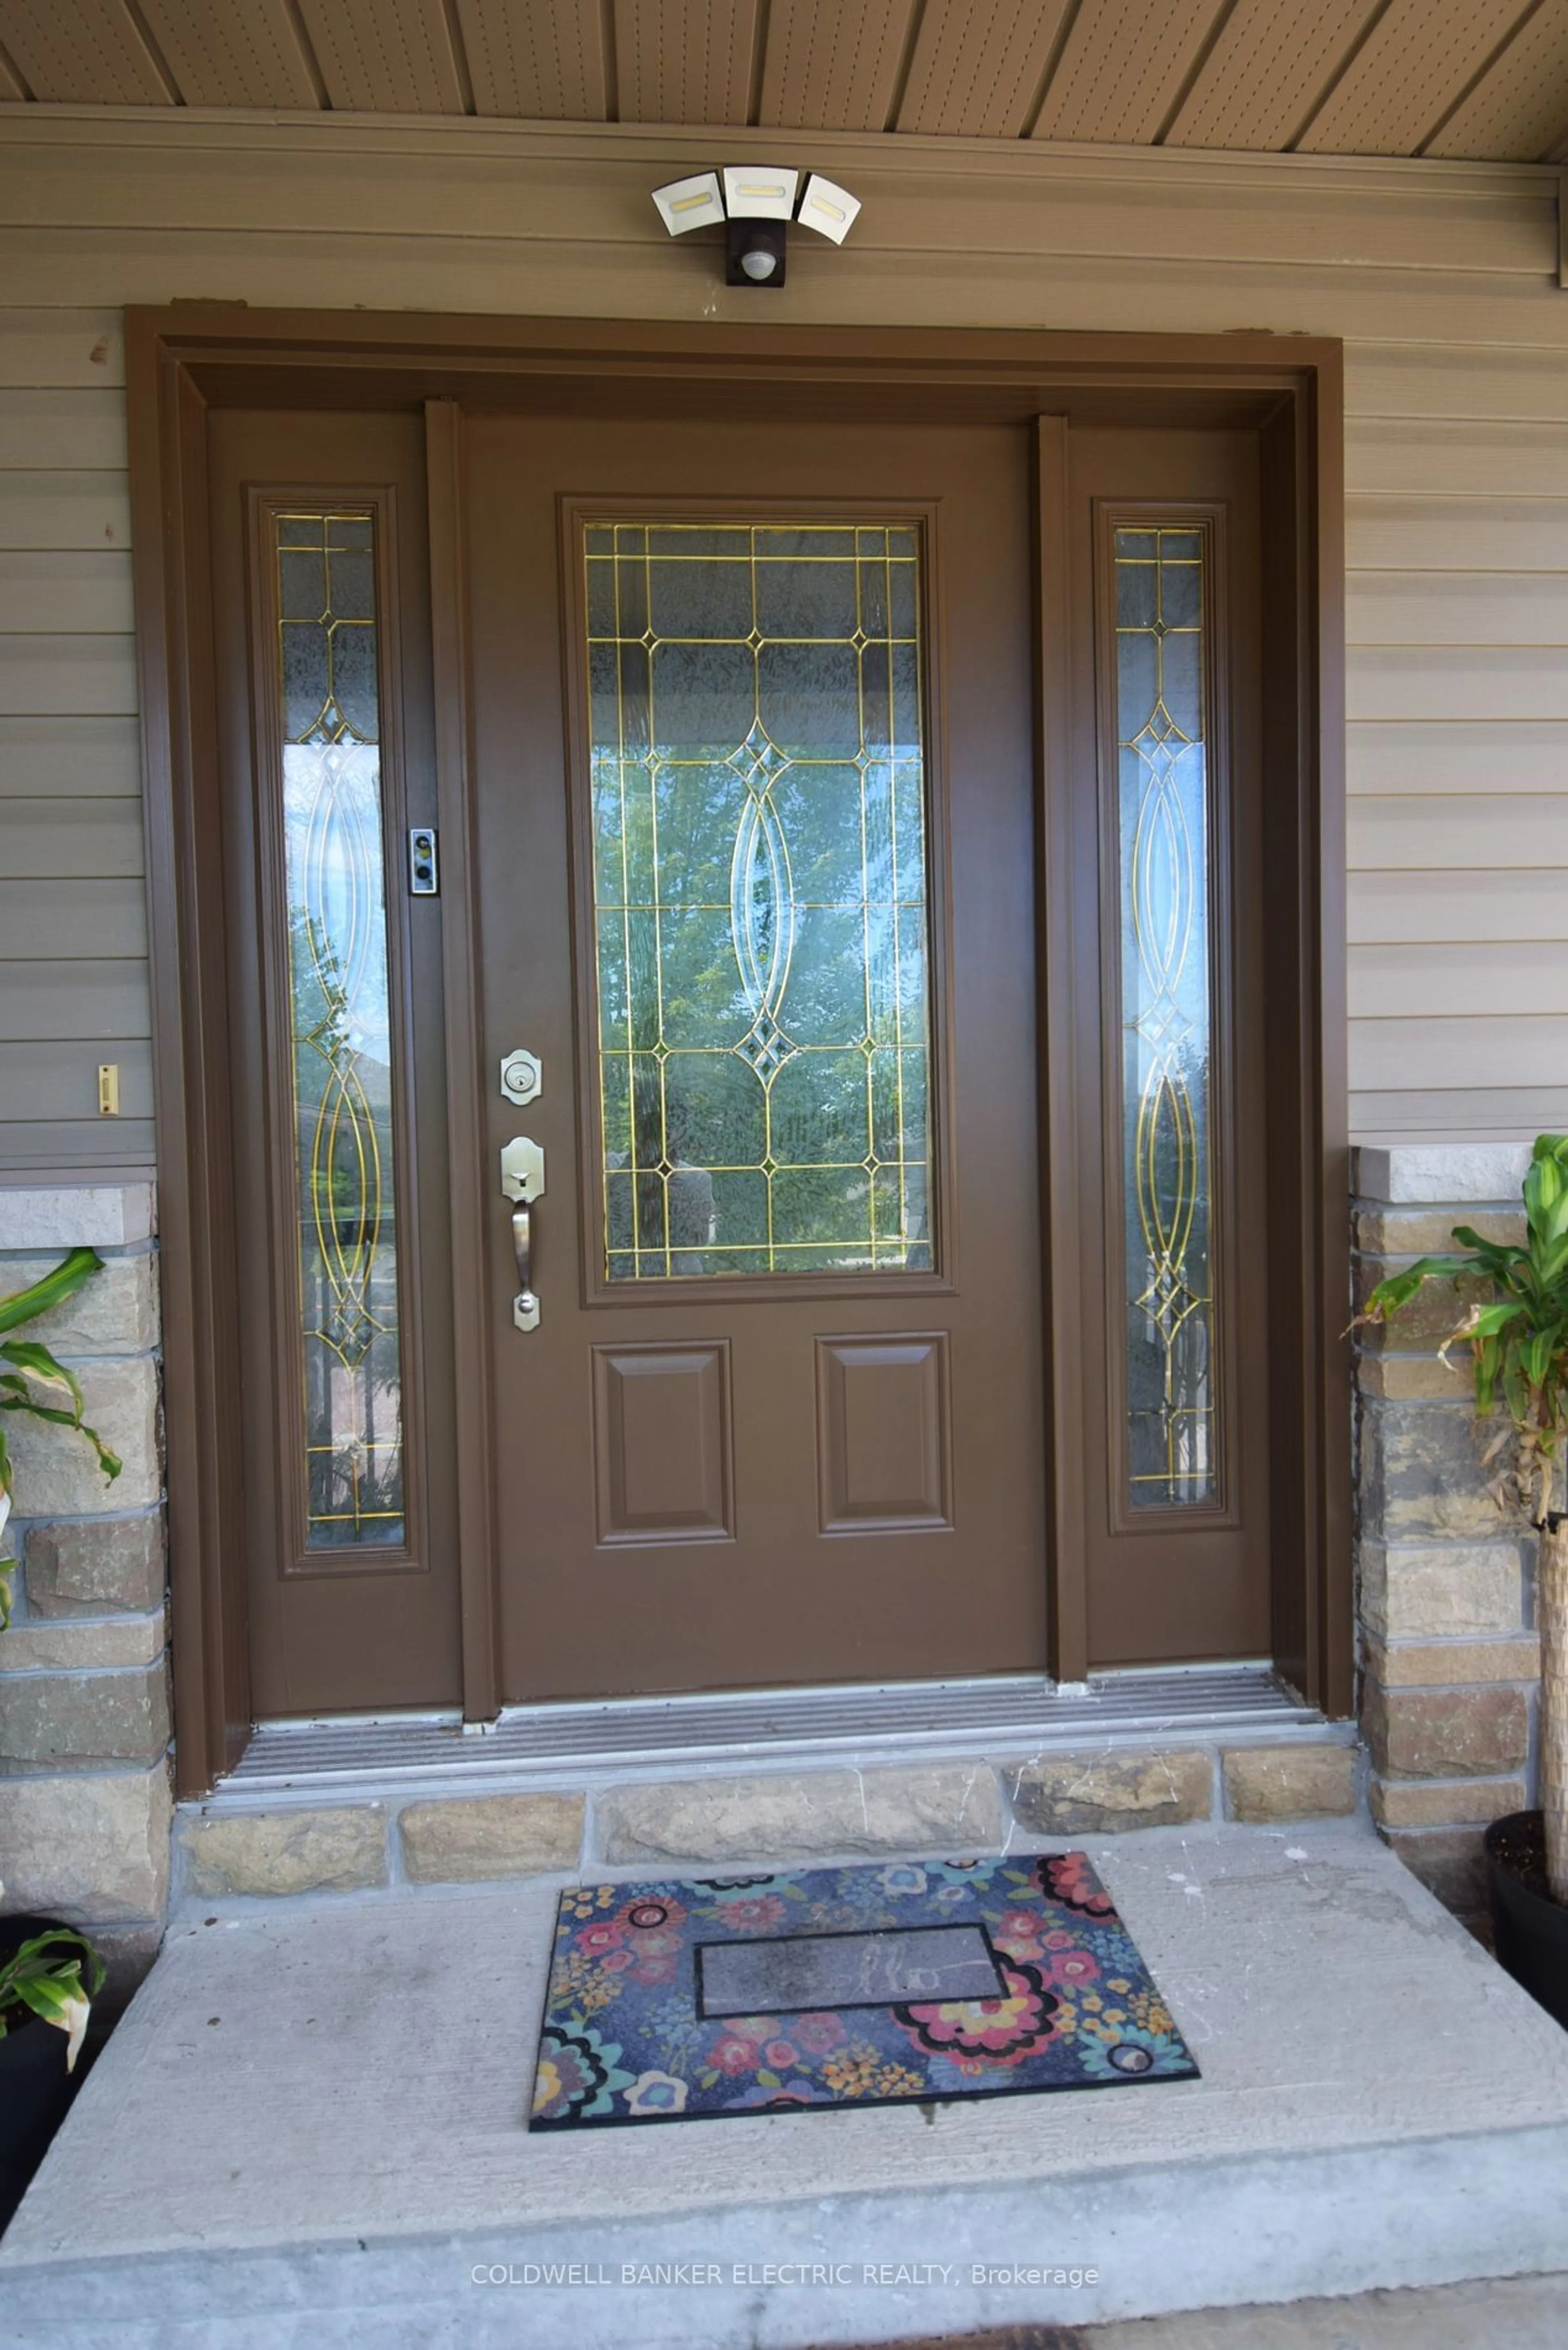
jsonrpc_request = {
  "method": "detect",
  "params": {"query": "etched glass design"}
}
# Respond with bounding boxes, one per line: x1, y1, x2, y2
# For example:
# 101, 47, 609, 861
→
584, 522, 933, 1281
1115, 525, 1219, 1509
275, 511, 405, 1546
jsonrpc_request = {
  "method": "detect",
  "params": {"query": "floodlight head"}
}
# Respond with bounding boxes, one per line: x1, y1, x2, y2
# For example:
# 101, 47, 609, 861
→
797, 172, 861, 244
651, 170, 725, 236
722, 165, 799, 221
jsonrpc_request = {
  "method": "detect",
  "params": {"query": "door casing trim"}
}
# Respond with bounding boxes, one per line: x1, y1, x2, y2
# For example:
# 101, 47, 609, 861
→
125, 309, 1348, 1793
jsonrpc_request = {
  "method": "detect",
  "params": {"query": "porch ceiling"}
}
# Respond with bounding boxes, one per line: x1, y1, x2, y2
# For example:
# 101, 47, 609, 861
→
2, 0, 1567, 164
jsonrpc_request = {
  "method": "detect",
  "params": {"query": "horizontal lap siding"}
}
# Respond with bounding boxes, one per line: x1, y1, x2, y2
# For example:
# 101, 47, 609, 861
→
1345, 394, 1568, 1134
0, 130, 1565, 1159
0, 303, 147, 1167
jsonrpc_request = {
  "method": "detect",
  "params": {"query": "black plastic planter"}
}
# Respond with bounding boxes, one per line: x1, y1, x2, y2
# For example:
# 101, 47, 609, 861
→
0, 1915, 80, 2233
1485, 1810, 1568, 2031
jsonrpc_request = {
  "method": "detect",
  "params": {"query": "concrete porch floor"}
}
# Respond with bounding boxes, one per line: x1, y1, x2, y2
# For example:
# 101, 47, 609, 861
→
2, 1819, 1567, 2348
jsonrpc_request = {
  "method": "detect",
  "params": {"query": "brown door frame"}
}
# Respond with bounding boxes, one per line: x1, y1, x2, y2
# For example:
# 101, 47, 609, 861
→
126, 309, 1348, 1794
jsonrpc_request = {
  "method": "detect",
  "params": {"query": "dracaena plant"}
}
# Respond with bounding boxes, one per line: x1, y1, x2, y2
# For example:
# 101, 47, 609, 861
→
0, 1248, 122, 1628
0, 1926, 104, 2074
1357, 1133, 1568, 1907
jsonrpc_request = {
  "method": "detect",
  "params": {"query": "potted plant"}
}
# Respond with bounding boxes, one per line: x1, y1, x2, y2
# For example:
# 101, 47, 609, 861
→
0, 1917, 106, 2227
1359, 1133, 1568, 2025
0, 1247, 121, 2223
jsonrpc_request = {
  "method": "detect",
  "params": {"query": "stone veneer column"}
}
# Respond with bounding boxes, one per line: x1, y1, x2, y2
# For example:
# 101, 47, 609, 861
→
1353, 1144, 1539, 1928
0, 1182, 171, 1996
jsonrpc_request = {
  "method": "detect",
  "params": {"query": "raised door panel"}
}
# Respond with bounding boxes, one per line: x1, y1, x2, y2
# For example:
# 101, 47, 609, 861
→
815, 1333, 951, 1533
593, 1340, 734, 1545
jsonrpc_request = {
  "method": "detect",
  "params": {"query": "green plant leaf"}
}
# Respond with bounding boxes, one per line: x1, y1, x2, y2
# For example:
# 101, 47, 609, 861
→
1526, 1326, 1563, 1390
1357, 1255, 1483, 1331
0, 1338, 85, 1418
0, 1254, 119, 1523
1450, 1228, 1527, 1271
0, 1249, 103, 1338
1475, 1333, 1501, 1413
1467, 1301, 1528, 1340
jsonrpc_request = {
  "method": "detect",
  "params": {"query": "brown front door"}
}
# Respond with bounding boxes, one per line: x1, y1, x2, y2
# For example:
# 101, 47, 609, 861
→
207, 392, 1280, 1722
462, 416, 1048, 1701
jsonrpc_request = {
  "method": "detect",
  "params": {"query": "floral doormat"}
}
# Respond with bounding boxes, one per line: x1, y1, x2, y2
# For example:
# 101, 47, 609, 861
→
530, 1850, 1198, 2128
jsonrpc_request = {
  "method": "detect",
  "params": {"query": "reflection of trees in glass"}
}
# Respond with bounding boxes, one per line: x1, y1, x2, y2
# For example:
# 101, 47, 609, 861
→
285, 807, 403, 1546
1125, 1029, 1214, 1501
591, 533, 932, 1280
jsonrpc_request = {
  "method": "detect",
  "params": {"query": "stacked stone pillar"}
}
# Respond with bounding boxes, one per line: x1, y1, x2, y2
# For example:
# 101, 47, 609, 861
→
0, 1182, 170, 1994
1354, 1145, 1540, 1928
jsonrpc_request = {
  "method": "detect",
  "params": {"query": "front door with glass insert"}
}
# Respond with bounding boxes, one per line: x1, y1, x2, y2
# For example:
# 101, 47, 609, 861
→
464, 417, 1047, 1700
212, 399, 1274, 1721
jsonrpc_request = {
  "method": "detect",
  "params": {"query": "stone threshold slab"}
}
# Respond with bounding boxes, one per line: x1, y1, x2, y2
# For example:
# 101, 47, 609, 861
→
5, 1822, 1567, 2346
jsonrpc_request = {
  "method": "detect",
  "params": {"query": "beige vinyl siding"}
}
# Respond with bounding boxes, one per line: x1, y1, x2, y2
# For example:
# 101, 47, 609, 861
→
0, 120, 1567, 1159
0, 303, 146, 1167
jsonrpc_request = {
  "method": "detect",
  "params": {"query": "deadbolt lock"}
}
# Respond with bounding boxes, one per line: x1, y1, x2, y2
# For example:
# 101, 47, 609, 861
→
500, 1048, 542, 1106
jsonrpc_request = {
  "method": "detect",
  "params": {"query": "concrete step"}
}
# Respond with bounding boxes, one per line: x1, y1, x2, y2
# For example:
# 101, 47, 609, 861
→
2, 1821, 1566, 2349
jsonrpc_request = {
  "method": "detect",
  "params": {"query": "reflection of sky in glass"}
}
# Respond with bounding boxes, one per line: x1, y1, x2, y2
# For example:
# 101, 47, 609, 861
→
283, 743, 392, 1068
274, 510, 403, 1549
1116, 528, 1217, 1510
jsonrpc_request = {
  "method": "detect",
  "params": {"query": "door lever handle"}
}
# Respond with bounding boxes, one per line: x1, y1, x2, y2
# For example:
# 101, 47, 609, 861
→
501, 1138, 546, 1332
511, 1201, 538, 1332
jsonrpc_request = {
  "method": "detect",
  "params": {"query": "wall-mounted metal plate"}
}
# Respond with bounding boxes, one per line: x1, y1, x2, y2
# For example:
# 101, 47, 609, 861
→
500, 1048, 542, 1106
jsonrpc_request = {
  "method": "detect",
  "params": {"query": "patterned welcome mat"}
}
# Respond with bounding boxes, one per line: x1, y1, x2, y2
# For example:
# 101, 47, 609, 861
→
530, 1850, 1197, 2128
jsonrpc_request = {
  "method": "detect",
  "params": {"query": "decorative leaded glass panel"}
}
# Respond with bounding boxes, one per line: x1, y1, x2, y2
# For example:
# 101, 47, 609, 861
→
584, 522, 934, 1282
274, 511, 405, 1546
1114, 525, 1219, 1509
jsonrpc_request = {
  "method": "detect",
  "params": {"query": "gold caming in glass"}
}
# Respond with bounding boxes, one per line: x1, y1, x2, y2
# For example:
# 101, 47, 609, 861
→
1115, 526, 1218, 1509
275, 511, 405, 1545
584, 522, 934, 1282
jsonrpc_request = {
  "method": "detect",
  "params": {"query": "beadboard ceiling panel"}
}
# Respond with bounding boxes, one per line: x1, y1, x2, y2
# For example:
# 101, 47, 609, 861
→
1, 0, 1567, 161
456, 0, 606, 118
611, 0, 758, 127
290, 0, 467, 114
0, 0, 172, 104
1164, 0, 1386, 153
1031, 0, 1231, 146
1295, 0, 1537, 157
1426, 0, 1568, 162
135, 0, 322, 109
759, 0, 913, 134
895, 0, 1073, 140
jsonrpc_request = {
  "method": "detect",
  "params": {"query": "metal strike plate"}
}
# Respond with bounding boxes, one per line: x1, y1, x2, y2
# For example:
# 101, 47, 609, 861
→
500, 1136, 546, 1205
500, 1048, 542, 1107
408, 825, 439, 896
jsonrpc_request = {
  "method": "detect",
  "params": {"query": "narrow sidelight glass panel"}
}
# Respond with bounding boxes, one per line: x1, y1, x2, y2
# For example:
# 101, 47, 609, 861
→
1115, 524, 1218, 1509
274, 511, 405, 1546
584, 520, 935, 1281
